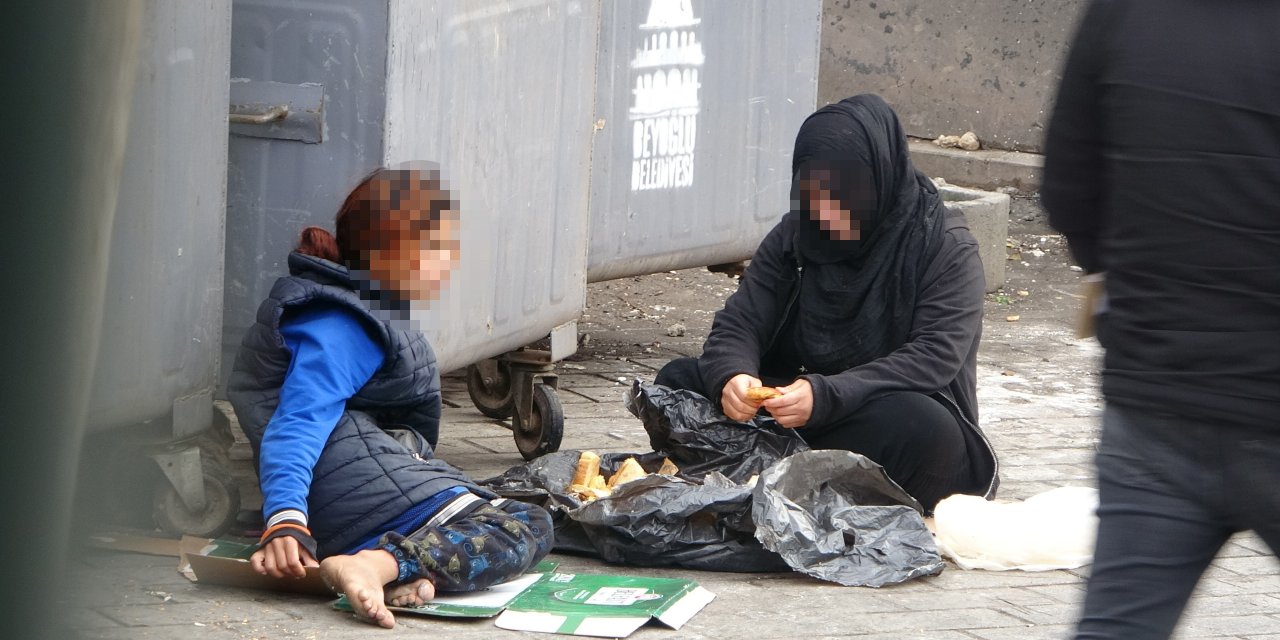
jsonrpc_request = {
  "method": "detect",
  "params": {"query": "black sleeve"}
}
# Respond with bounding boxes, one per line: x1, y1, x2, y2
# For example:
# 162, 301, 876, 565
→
696, 222, 792, 404
802, 230, 985, 426
1041, 0, 1114, 274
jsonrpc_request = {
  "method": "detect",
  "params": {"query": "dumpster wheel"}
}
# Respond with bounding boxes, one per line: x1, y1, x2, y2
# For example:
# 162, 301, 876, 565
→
513, 383, 563, 460
467, 359, 516, 419
152, 459, 241, 538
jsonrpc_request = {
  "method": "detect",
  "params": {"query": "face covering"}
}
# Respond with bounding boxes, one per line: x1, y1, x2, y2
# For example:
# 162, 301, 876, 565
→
780, 94, 948, 371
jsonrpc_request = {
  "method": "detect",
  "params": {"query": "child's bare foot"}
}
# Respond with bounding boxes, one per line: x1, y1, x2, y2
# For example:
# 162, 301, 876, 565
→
320, 550, 400, 629
386, 578, 435, 607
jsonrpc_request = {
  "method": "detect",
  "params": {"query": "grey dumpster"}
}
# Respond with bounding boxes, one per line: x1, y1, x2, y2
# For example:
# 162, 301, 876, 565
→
586, 0, 822, 283
81, 0, 238, 537
225, 1, 598, 458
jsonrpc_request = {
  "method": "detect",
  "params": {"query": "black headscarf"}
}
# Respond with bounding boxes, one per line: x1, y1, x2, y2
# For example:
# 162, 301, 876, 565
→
783, 95, 947, 373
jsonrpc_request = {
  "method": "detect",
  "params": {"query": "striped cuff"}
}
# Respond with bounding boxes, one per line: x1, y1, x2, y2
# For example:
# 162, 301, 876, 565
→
266, 508, 308, 529
425, 492, 485, 528
405, 492, 486, 540
257, 519, 318, 560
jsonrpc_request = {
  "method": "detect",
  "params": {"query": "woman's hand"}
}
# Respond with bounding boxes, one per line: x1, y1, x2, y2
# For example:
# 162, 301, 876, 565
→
721, 373, 764, 421
763, 379, 814, 428
250, 534, 319, 579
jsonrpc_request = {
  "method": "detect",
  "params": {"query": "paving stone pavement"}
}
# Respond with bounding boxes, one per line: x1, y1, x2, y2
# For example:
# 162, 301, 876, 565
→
67, 262, 1280, 640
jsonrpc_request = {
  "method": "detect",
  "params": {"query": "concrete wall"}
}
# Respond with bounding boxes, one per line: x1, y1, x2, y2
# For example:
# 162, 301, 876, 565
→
937, 182, 1009, 292
819, 0, 1086, 153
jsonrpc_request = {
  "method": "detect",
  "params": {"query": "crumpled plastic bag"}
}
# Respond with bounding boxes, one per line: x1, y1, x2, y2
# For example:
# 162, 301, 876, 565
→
482, 382, 946, 584
481, 382, 803, 571
572, 470, 791, 571
752, 449, 945, 587
482, 447, 789, 571
624, 381, 809, 483
932, 486, 1098, 571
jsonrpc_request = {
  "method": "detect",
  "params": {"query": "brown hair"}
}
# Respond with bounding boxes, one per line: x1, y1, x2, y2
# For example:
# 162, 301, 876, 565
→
296, 226, 340, 262
295, 166, 454, 270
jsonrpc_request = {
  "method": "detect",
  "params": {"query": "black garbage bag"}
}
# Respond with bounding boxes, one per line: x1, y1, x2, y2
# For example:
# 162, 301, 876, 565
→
573, 470, 791, 571
481, 381, 801, 571
478, 448, 604, 555
752, 449, 946, 587
481, 447, 788, 571
624, 381, 809, 482
481, 382, 944, 583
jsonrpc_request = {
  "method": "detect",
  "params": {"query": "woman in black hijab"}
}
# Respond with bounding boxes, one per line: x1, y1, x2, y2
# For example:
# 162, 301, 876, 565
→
656, 95, 998, 511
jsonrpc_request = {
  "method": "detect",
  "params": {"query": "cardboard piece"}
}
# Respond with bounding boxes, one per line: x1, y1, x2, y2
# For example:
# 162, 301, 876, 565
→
495, 572, 715, 638
87, 531, 183, 557
179, 536, 715, 637
178, 536, 330, 596
334, 561, 558, 619
340, 566, 714, 638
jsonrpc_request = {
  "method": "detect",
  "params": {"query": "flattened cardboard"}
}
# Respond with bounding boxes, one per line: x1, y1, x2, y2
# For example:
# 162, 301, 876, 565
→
495, 572, 715, 638
179, 536, 330, 596
87, 531, 183, 557
336, 566, 715, 638
334, 562, 556, 619
178, 536, 715, 638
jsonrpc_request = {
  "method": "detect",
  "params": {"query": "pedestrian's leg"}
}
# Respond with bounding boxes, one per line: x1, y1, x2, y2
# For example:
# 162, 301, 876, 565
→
381, 498, 553, 600
800, 392, 969, 511
1075, 405, 1232, 640
654, 356, 705, 395
1227, 430, 1280, 558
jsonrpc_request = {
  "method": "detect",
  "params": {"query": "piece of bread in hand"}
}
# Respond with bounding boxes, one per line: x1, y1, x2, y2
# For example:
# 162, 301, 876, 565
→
745, 386, 783, 404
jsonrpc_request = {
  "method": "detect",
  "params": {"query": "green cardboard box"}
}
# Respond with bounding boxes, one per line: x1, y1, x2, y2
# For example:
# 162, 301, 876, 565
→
336, 566, 715, 638
494, 571, 715, 637
333, 561, 559, 619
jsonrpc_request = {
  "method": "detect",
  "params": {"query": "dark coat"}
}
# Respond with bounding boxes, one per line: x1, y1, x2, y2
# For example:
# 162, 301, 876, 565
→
697, 209, 999, 498
1042, 0, 1280, 429
226, 252, 492, 556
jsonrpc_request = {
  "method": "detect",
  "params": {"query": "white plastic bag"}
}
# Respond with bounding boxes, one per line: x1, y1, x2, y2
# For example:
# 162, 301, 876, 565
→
932, 486, 1099, 571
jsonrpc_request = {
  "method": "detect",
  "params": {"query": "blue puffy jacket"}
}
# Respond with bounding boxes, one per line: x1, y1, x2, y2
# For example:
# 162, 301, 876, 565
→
226, 252, 493, 556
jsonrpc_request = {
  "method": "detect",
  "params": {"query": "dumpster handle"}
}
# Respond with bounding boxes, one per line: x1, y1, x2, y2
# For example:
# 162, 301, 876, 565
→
229, 104, 289, 125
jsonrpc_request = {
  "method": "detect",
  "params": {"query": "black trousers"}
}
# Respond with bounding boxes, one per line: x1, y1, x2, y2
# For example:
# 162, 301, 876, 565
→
1075, 404, 1280, 639
655, 357, 976, 511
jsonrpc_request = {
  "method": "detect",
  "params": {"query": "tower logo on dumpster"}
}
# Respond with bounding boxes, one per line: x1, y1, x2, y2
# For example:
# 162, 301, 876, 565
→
630, 0, 702, 192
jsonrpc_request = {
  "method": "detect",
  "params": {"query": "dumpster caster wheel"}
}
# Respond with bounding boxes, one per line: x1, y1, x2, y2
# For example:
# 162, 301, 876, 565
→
513, 383, 563, 461
152, 460, 240, 538
467, 359, 515, 419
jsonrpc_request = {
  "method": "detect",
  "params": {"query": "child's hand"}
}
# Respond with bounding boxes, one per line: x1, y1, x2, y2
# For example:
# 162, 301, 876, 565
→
251, 533, 318, 579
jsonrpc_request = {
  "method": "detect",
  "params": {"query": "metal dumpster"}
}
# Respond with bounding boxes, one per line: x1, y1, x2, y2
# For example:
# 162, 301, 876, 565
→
224, 0, 598, 458
586, 0, 823, 283
79, 0, 238, 537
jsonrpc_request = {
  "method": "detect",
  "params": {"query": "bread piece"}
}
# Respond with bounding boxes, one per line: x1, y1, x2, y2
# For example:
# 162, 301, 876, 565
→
571, 450, 601, 487
608, 457, 648, 489
745, 386, 783, 404
589, 473, 608, 491
567, 483, 611, 502
657, 457, 680, 476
